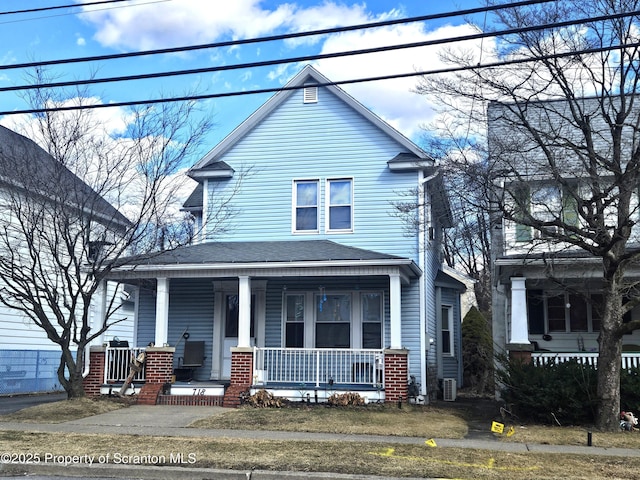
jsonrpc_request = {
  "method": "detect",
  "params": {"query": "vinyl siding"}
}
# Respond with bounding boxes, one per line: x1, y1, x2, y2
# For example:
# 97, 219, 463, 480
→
205, 86, 420, 261
136, 287, 156, 348
440, 287, 462, 384
166, 279, 215, 381
401, 279, 422, 378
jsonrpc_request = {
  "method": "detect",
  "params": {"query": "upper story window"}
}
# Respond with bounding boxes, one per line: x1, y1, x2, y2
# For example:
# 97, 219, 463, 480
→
293, 180, 319, 233
512, 182, 579, 242
327, 178, 353, 232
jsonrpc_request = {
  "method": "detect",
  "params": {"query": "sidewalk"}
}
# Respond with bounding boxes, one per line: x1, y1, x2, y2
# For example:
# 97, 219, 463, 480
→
1, 404, 640, 479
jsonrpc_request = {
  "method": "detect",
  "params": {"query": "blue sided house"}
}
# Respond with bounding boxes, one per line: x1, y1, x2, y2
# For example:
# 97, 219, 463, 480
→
102, 65, 463, 406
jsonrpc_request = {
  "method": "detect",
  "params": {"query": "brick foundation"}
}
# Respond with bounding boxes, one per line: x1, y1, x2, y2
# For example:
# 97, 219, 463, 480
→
137, 347, 175, 404
508, 343, 533, 364
384, 349, 409, 404
157, 395, 224, 406
83, 345, 175, 404
223, 347, 253, 407
83, 346, 106, 398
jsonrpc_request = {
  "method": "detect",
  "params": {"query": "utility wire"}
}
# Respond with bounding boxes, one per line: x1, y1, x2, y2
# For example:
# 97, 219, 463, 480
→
0, 0, 131, 16
2, 8, 636, 94
0, 0, 172, 26
0, 0, 557, 71
2, 39, 637, 116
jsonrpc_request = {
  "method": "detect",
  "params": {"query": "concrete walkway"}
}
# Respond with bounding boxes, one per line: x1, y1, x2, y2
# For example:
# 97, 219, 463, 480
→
1, 404, 639, 479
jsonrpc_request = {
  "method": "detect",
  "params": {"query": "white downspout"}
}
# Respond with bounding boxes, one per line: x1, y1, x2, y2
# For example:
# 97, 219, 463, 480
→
418, 170, 438, 399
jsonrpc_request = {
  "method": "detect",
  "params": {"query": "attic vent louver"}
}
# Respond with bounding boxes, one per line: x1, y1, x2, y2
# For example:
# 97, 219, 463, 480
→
303, 85, 318, 104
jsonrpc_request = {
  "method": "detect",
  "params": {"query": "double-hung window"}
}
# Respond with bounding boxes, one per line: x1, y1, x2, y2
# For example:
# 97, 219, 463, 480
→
293, 180, 319, 233
362, 292, 382, 348
327, 178, 353, 232
315, 293, 351, 348
441, 306, 454, 355
284, 294, 305, 347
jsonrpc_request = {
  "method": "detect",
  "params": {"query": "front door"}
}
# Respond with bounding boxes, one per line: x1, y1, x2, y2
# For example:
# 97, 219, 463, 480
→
222, 293, 255, 378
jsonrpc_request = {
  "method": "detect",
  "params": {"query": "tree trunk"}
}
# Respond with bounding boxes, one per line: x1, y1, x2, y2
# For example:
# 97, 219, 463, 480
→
58, 347, 86, 399
595, 287, 623, 431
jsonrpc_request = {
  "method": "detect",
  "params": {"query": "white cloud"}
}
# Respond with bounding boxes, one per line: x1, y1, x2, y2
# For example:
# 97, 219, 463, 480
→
307, 23, 484, 140
76, 0, 484, 141
77, 0, 296, 50
76, 36, 86, 46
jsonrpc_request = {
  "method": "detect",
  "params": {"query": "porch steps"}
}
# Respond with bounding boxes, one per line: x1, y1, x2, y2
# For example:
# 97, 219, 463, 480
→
223, 385, 249, 408
137, 383, 163, 405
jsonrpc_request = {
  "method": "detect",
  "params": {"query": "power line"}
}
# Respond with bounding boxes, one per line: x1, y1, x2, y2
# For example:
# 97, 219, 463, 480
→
0, 0, 556, 71
1, 8, 636, 94
0, 0, 172, 26
2, 39, 637, 116
0, 0, 130, 16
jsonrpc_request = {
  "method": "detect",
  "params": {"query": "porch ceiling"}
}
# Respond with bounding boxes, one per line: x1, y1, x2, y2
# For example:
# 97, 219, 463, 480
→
107, 240, 421, 283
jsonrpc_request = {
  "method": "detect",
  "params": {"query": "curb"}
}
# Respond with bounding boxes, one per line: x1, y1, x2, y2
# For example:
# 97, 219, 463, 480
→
0, 462, 428, 480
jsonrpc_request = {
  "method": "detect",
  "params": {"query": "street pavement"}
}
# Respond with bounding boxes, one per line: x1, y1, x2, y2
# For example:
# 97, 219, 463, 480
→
1, 398, 640, 479
0, 392, 66, 415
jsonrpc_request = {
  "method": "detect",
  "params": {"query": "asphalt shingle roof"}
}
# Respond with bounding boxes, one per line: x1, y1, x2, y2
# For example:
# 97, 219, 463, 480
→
0, 125, 129, 227
122, 240, 406, 266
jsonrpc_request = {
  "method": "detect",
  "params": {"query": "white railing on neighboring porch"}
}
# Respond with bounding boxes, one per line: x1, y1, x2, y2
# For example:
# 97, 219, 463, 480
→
253, 348, 384, 387
532, 352, 640, 370
104, 347, 146, 383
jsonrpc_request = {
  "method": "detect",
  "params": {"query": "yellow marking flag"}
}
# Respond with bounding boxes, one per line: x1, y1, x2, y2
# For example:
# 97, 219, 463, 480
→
425, 438, 437, 447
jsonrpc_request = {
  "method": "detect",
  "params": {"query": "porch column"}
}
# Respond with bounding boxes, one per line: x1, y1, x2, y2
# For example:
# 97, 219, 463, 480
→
92, 280, 108, 346
509, 277, 530, 345
155, 277, 170, 347
389, 273, 402, 349
237, 276, 251, 348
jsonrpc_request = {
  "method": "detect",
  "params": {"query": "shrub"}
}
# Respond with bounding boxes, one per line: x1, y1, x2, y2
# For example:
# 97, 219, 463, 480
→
245, 389, 285, 408
461, 307, 494, 394
327, 392, 364, 406
621, 367, 640, 413
497, 355, 597, 425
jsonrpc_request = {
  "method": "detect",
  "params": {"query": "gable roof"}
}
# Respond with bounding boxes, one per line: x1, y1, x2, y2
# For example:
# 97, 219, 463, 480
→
110, 239, 422, 278
0, 125, 129, 228
189, 65, 433, 175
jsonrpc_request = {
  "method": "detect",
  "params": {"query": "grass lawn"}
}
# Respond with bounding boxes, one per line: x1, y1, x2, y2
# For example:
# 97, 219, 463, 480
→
3, 398, 640, 479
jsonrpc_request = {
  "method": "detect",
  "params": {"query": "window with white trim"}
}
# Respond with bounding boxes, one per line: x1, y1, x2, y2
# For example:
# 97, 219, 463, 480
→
441, 306, 454, 355
284, 294, 305, 347
327, 178, 353, 232
293, 180, 319, 233
362, 292, 382, 348
282, 290, 385, 349
527, 291, 626, 334
315, 293, 351, 348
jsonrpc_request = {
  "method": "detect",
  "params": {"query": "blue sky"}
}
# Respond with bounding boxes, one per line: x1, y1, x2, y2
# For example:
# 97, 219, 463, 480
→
0, 0, 487, 151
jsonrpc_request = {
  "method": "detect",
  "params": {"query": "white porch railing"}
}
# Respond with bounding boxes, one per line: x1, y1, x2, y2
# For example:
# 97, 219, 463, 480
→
104, 347, 146, 383
531, 352, 640, 370
253, 348, 384, 388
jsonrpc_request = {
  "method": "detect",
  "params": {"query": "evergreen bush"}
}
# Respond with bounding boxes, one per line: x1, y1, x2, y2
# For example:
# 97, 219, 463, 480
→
461, 306, 494, 394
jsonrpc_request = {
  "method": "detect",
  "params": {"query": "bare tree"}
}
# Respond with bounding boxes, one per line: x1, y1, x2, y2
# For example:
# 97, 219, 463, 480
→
416, 0, 640, 430
0, 70, 216, 398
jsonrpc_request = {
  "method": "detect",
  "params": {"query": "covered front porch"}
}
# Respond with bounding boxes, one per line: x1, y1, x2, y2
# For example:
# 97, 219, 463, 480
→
494, 256, 640, 358
87, 343, 404, 405
85, 241, 423, 406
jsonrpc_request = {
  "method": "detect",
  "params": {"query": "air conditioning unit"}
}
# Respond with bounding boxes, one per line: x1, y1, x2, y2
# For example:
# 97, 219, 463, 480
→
443, 378, 457, 402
